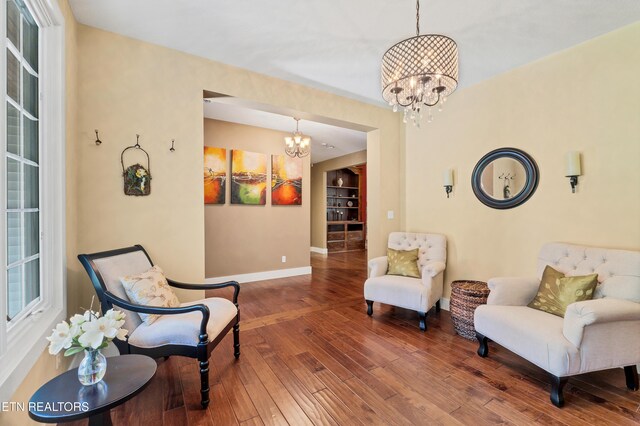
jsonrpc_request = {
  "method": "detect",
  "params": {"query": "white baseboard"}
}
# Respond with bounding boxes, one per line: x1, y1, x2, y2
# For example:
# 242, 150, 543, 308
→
440, 298, 450, 311
310, 246, 328, 255
205, 266, 312, 284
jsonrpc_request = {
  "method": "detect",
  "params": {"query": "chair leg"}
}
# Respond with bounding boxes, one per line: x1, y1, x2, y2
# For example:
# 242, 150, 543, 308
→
418, 312, 427, 331
234, 323, 241, 359
550, 375, 568, 407
435, 300, 441, 313
624, 365, 639, 391
476, 332, 489, 358
366, 300, 373, 316
199, 359, 210, 408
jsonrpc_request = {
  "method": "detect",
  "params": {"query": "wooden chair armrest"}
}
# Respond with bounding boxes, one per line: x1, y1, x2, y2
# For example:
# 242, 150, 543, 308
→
167, 279, 240, 305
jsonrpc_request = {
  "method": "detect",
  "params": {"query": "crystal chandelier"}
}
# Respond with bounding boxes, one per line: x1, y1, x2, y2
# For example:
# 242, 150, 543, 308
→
381, 0, 458, 126
284, 118, 311, 158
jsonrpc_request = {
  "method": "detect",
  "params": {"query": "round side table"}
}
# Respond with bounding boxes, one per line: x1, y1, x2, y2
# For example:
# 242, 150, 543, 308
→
450, 280, 490, 340
29, 354, 156, 426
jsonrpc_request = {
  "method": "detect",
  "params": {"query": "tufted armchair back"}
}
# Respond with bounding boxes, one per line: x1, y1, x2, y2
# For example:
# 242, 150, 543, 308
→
387, 232, 447, 271
537, 242, 640, 302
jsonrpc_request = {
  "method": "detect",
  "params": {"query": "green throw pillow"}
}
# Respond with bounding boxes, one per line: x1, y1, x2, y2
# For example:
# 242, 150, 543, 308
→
528, 265, 598, 317
387, 248, 420, 278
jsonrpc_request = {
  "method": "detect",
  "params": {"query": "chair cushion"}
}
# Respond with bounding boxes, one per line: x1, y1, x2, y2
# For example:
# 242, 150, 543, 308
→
475, 305, 580, 376
120, 266, 181, 325
387, 248, 420, 278
364, 275, 427, 313
92, 251, 153, 332
127, 297, 237, 348
527, 265, 597, 317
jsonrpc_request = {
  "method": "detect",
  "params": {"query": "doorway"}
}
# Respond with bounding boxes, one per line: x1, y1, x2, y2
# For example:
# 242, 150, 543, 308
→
325, 165, 367, 253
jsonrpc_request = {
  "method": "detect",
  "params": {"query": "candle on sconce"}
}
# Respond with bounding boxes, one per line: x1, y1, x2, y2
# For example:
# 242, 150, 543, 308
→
443, 169, 454, 186
565, 151, 582, 193
565, 151, 582, 177
443, 169, 454, 198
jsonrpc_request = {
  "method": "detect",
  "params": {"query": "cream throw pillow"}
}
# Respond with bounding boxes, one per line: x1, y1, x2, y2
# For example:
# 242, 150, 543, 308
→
120, 265, 180, 325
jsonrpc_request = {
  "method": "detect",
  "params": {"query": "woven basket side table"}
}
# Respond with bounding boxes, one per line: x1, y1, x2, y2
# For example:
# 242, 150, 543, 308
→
450, 280, 490, 340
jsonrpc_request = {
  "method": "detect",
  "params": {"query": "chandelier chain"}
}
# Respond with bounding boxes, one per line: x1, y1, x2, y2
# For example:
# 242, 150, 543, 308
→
416, 0, 420, 36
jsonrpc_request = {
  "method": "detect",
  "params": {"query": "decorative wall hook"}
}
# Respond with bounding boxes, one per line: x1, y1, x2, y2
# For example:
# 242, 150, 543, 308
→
169, 139, 176, 152
94, 129, 102, 146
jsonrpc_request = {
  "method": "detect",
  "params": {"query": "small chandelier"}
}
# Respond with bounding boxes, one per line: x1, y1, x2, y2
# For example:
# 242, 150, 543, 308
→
381, 0, 458, 126
284, 118, 311, 158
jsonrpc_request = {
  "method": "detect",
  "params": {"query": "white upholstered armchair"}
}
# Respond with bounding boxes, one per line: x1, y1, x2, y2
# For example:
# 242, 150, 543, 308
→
474, 242, 640, 407
364, 232, 446, 331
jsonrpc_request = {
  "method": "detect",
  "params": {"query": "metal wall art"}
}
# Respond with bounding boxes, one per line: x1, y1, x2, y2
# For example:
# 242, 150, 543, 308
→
121, 134, 151, 196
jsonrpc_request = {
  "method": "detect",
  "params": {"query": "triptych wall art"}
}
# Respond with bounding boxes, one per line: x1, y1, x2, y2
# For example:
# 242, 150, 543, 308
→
271, 154, 302, 205
204, 148, 302, 206
203, 147, 227, 204
231, 150, 267, 205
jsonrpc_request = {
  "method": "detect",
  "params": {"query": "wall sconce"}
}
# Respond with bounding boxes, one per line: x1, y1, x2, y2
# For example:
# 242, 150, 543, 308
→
169, 139, 176, 152
565, 151, 582, 193
94, 129, 102, 146
443, 168, 454, 198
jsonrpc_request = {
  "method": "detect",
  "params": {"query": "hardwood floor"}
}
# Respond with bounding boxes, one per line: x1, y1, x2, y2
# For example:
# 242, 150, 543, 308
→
71, 251, 639, 425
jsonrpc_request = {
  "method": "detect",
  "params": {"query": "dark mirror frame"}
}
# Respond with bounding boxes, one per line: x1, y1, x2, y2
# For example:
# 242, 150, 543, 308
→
471, 147, 539, 210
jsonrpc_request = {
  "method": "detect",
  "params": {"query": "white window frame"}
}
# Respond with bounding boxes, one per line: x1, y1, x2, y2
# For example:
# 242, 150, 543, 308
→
0, 0, 66, 402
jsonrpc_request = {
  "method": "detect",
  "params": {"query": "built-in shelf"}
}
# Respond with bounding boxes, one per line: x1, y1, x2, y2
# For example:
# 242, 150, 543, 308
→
327, 185, 359, 189
326, 168, 365, 253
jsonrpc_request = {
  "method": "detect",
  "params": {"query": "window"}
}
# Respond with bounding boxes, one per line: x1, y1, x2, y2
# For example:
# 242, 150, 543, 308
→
0, 0, 65, 401
5, 0, 41, 324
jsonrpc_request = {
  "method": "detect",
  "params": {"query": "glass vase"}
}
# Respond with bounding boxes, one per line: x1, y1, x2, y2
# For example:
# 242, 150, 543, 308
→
77, 349, 107, 385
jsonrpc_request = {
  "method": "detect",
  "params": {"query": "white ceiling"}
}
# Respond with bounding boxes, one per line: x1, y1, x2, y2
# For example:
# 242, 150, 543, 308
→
203, 97, 367, 163
69, 0, 640, 105
69, 1, 640, 163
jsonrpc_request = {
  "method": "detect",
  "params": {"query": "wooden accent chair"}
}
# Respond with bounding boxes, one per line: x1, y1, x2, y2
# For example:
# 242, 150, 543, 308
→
78, 245, 240, 408
364, 232, 447, 331
474, 242, 640, 407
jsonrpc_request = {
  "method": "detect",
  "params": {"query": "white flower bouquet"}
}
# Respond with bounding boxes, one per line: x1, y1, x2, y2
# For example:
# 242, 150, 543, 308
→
46, 307, 128, 356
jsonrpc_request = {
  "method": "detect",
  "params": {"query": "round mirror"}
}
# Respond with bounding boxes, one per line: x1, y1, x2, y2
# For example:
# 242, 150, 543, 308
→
472, 148, 539, 209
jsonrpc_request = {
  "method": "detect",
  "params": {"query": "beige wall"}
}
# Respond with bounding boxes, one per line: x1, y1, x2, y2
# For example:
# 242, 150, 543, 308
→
73, 22, 402, 301
404, 22, 640, 299
204, 119, 310, 277
310, 150, 368, 249
2, 0, 78, 424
